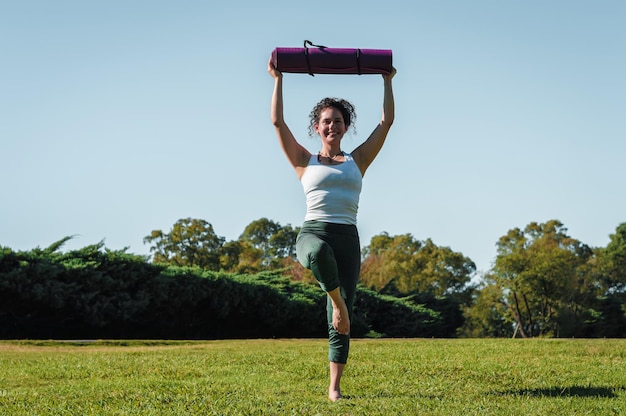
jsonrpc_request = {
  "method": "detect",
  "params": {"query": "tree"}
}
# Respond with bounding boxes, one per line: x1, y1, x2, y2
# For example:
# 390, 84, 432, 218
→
361, 233, 475, 299
493, 220, 594, 337
361, 233, 422, 294
360, 233, 475, 337
239, 218, 299, 269
461, 274, 512, 338
598, 222, 626, 295
220, 240, 264, 274
143, 218, 224, 270
586, 222, 626, 337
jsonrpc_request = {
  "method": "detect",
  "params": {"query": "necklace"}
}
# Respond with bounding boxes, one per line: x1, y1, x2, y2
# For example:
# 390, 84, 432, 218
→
317, 151, 343, 162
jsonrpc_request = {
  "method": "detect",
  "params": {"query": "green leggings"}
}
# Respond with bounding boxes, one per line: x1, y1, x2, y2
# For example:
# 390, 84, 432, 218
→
296, 220, 361, 364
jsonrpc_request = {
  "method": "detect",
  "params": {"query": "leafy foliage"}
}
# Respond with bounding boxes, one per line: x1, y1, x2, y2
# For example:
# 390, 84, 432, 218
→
144, 217, 300, 275
0, 239, 443, 339
239, 218, 299, 268
361, 233, 475, 299
486, 220, 626, 338
461, 274, 512, 338
597, 222, 626, 295
143, 218, 224, 270
4, 217, 626, 339
360, 233, 475, 334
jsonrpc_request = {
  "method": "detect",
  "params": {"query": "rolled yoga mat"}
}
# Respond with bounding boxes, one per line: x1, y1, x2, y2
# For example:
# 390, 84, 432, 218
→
271, 41, 393, 75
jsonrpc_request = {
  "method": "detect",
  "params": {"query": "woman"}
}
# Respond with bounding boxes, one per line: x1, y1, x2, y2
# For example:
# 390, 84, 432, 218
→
268, 58, 396, 401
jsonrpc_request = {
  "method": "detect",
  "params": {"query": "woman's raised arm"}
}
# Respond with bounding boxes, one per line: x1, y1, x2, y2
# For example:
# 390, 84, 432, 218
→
268, 59, 311, 178
351, 68, 396, 176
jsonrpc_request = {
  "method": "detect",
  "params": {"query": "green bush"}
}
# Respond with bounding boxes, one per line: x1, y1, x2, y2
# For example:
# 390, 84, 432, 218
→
354, 287, 444, 337
0, 241, 446, 339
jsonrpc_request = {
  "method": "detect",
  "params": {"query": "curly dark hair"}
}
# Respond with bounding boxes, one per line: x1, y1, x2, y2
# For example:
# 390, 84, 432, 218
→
308, 97, 357, 136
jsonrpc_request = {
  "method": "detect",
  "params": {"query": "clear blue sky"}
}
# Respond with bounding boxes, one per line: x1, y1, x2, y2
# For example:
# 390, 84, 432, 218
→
2, 0, 625, 274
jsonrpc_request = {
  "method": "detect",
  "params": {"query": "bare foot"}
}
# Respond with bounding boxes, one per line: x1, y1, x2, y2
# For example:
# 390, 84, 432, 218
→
327, 288, 350, 335
329, 389, 343, 402
332, 303, 350, 335
329, 362, 346, 402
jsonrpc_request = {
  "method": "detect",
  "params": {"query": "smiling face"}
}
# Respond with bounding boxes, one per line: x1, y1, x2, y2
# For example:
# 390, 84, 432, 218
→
314, 107, 348, 145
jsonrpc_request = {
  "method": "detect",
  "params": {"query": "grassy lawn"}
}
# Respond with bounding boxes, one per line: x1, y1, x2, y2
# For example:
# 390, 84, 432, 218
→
1, 338, 625, 415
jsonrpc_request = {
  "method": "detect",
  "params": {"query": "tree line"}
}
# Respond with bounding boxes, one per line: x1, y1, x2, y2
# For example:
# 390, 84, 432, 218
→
144, 217, 626, 338
1, 217, 624, 338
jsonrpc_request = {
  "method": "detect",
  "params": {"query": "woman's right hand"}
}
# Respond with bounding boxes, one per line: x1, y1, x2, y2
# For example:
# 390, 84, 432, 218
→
268, 58, 282, 79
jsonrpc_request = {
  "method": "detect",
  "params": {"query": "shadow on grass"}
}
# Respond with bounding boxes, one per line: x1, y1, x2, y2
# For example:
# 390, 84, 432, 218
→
495, 386, 621, 398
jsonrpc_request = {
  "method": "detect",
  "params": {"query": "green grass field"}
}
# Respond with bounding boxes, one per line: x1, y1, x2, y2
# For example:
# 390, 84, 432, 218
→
1, 338, 625, 415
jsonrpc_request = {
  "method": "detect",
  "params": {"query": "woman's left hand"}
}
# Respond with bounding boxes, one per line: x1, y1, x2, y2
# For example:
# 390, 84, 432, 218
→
383, 67, 397, 81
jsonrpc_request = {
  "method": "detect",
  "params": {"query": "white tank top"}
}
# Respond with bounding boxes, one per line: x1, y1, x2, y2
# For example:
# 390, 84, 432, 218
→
300, 153, 363, 225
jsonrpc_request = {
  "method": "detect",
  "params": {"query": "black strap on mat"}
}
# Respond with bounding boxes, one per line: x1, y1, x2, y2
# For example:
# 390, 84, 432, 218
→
303, 39, 327, 76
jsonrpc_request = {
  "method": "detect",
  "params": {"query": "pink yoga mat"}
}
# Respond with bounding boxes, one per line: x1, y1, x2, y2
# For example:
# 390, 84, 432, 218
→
271, 41, 393, 75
